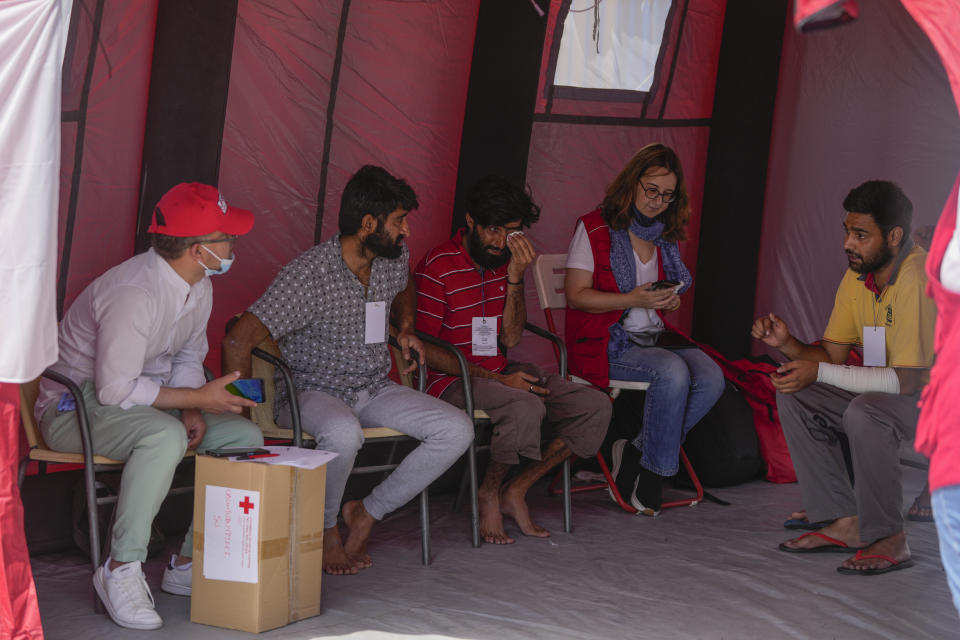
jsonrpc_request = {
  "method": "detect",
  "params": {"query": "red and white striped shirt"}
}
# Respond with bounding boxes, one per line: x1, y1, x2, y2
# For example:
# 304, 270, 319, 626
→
414, 229, 508, 397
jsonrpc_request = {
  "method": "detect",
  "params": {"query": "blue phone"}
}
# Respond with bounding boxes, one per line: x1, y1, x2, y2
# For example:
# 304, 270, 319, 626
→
225, 378, 265, 403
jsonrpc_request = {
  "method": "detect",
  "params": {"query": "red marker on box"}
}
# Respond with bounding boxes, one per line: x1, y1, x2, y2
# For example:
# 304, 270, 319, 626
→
237, 453, 280, 460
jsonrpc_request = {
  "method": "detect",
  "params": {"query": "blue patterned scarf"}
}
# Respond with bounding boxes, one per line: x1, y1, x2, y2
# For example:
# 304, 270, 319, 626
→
607, 205, 692, 358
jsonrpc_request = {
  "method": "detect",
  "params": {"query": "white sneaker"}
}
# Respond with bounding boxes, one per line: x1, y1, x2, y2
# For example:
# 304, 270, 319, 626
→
628, 485, 661, 517
607, 439, 628, 504
161, 554, 192, 596
93, 561, 163, 630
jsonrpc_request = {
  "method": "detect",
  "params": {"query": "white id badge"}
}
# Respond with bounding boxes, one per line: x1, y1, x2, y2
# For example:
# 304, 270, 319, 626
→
862, 326, 886, 367
472, 316, 498, 357
364, 301, 387, 344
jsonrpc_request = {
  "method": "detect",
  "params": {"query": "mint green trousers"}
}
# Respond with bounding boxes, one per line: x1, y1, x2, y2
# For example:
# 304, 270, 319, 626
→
40, 380, 263, 563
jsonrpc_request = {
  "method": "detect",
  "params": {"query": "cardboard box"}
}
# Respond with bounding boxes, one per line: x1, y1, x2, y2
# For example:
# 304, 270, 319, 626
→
191, 455, 326, 633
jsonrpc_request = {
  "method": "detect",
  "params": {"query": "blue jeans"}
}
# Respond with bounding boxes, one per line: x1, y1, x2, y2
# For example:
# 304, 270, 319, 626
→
933, 486, 960, 617
608, 346, 724, 475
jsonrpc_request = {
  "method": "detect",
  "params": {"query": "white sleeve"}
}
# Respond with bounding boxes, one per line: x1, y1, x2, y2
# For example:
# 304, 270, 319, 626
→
167, 306, 210, 391
93, 285, 162, 409
941, 203, 960, 293
565, 222, 595, 272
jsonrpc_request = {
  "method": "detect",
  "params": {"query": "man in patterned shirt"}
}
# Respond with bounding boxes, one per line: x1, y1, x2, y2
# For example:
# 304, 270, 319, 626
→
223, 166, 472, 574
415, 176, 611, 544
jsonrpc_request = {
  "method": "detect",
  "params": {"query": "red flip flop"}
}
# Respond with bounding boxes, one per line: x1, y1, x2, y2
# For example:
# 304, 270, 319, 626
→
778, 531, 861, 554
837, 550, 915, 575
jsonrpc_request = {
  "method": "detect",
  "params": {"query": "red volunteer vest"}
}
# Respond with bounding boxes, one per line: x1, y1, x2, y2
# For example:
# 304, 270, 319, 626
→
565, 209, 665, 387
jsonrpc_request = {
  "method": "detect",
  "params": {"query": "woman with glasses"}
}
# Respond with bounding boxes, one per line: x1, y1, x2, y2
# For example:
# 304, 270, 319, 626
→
564, 143, 724, 516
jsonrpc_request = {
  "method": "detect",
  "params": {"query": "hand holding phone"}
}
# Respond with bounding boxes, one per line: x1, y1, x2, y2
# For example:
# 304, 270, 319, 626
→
651, 279, 680, 291
225, 378, 265, 403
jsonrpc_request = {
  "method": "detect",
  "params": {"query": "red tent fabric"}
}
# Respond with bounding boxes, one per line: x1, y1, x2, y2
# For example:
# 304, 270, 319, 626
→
516, 0, 726, 368
1, 2, 958, 632
0, 384, 42, 640
1, 0, 73, 636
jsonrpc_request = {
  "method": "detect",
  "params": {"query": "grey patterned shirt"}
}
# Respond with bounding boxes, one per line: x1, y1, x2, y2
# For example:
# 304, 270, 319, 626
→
250, 234, 409, 409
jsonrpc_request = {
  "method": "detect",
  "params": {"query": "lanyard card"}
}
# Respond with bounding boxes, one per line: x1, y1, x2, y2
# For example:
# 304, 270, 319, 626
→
472, 316, 498, 357
364, 301, 387, 344
862, 326, 886, 367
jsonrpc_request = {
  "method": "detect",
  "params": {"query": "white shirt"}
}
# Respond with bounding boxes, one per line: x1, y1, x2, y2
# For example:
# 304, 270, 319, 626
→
566, 221, 664, 334
37, 249, 212, 419
942, 197, 960, 293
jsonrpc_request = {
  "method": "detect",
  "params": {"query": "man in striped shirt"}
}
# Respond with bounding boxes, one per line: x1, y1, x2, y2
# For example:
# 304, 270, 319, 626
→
415, 176, 610, 545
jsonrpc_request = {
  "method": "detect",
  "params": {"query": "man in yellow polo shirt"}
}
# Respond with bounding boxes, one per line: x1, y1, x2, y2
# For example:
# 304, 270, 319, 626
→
751, 180, 936, 576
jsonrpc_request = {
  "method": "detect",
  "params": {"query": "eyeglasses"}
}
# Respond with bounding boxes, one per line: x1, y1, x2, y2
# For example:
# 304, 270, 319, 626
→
639, 182, 676, 204
194, 234, 237, 246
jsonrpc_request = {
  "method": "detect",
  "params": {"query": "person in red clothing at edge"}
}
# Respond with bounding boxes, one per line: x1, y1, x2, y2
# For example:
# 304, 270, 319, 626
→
916, 172, 960, 613
753, 180, 935, 576
414, 176, 611, 544
564, 143, 724, 515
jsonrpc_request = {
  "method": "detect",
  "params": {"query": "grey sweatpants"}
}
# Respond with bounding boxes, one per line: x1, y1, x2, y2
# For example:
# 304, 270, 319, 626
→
440, 362, 611, 465
777, 382, 920, 541
278, 382, 472, 524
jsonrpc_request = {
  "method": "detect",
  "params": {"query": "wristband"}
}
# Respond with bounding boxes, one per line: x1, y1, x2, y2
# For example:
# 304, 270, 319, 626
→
816, 362, 900, 394
507, 279, 524, 285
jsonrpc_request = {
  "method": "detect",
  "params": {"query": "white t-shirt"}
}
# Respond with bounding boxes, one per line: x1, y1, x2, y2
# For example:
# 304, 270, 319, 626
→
566, 221, 664, 334
941, 197, 960, 293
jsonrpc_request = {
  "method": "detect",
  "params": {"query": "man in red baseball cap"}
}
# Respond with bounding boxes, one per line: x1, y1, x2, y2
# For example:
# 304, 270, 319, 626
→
149, 182, 254, 237
35, 183, 262, 630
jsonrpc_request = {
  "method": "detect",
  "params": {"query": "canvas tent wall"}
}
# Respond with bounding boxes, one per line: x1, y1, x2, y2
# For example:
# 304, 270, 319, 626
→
15, 0, 960, 388
755, 0, 960, 358
52, 0, 738, 371
54, 0, 483, 369
3, 0, 960, 635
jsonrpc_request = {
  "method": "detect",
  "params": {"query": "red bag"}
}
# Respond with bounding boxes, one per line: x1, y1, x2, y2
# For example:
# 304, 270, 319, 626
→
694, 343, 863, 484
728, 361, 796, 483
657, 322, 797, 483
694, 343, 797, 483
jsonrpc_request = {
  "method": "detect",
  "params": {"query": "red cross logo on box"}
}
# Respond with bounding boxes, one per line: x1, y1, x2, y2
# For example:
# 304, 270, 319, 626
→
239, 496, 255, 514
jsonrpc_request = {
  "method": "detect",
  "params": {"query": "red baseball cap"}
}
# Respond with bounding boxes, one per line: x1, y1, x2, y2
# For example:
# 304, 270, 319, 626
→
148, 183, 254, 237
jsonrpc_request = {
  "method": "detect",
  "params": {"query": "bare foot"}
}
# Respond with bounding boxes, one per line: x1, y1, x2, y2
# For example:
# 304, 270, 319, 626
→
479, 486, 514, 544
780, 516, 866, 551
341, 500, 374, 569
500, 483, 549, 538
839, 532, 912, 573
323, 526, 358, 575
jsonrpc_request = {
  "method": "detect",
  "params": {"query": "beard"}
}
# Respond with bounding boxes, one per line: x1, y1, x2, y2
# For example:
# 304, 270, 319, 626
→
846, 241, 894, 274
466, 226, 511, 269
363, 223, 404, 259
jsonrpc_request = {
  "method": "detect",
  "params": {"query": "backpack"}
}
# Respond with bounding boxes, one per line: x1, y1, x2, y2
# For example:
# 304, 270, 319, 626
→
656, 325, 800, 484
725, 360, 796, 483
681, 380, 766, 487
693, 343, 797, 484
603, 381, 765, 488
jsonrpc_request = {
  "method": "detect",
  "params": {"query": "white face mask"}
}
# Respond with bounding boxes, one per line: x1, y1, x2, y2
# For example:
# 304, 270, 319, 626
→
197, 244, 234, 276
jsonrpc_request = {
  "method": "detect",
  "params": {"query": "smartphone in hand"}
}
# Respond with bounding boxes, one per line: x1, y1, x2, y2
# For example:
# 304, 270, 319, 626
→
651, 279, 680, 291
225, 378, 265, 403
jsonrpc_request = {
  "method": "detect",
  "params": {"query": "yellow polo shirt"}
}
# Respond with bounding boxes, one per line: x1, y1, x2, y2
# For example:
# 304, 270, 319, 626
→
823, 244, 936, 369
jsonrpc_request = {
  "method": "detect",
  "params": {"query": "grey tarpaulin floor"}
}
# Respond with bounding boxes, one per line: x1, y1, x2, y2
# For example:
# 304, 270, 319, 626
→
31, 466, 958, 639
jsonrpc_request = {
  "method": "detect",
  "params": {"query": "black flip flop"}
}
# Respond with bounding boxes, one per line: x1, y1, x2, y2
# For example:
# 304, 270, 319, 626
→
837, 550, 915, 575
